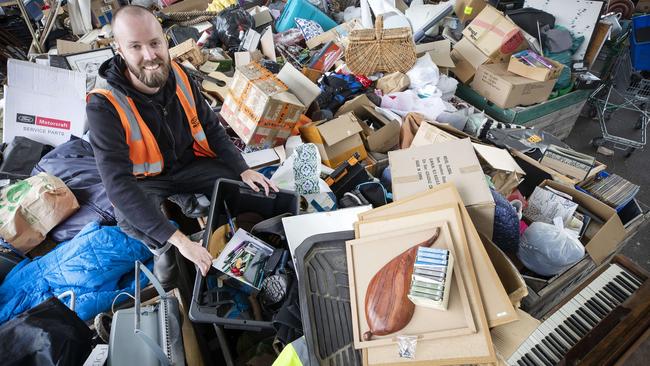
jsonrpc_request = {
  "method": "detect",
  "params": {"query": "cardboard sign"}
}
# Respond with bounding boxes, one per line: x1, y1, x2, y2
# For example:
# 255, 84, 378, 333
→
3, 59, 87, 146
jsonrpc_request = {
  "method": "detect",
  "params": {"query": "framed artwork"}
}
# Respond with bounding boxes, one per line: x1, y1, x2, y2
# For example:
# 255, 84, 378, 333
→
64, 48, 115, 90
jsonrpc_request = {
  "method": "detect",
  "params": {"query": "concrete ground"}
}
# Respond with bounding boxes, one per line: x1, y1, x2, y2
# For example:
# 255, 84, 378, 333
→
565, 113, 650, 272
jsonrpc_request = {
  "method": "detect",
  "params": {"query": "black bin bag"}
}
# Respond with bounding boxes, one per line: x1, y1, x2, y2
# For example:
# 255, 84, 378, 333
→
0, 297, 94, 366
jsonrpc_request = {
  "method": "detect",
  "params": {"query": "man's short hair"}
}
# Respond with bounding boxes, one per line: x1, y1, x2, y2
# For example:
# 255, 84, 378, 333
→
111, 5, 157, 29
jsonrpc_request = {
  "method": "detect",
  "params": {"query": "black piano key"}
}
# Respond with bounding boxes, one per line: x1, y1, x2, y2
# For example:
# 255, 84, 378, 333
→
620, 271, 642, 287
563, 318, 583, 340
559, 323, 580, 344
523, 353, 540, 366
588, 297, 609, 317
577, 308, 598, 327
605, 283, 627, 302
615, 275, 636, 293
568, 315, 589, 335
541, 337, 562, 361
579, 302, 601, 323
520, 354, 536, 366
517, 359, 527, 366
611, 280, 632, 298
531, 346, 554, 366
574, 312, 593, 332
549, 328, 569, 355
613, 276, 634, 295
549, 333, 569, 353
597, 290, 618, 309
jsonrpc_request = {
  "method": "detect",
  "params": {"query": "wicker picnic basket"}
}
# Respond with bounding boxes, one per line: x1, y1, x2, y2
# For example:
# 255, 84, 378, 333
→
345, 15, 417, 75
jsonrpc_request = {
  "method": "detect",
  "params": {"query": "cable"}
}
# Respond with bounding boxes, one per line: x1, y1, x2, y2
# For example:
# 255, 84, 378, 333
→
111, 291, 136, 314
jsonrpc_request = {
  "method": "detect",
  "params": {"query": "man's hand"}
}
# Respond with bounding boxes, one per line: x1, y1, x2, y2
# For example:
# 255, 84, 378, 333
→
240, 169, 279, 196
168, 230, 212, 276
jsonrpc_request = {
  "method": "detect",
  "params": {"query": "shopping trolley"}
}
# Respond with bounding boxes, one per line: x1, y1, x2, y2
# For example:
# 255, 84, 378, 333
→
588, 31, 650, 157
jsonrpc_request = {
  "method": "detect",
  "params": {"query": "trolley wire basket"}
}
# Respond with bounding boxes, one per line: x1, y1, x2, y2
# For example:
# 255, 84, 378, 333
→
588, 32, 650, 157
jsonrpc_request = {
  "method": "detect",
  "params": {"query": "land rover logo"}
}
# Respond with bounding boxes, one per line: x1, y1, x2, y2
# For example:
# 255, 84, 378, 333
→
16, 113, 35, 124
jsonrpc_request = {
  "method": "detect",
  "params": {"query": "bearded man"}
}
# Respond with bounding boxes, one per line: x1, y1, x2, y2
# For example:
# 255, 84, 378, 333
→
86, 5, 277, 287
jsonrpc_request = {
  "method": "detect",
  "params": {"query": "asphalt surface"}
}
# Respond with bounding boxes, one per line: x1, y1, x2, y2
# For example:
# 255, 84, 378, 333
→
565, 113, 650, 272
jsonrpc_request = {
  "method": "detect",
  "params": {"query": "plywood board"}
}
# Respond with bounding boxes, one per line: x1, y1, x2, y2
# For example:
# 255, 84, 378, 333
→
359, 183, 517, 328
348, 221, 476, 349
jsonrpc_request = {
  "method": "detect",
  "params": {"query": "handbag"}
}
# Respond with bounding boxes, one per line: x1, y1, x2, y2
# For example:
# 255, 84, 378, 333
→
345, 15, 417, 75
108, 261, 185, 366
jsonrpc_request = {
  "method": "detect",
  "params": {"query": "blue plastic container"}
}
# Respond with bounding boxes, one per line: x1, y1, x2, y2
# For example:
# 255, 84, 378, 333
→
275, 0, 337, 33
631, 14, 650, 71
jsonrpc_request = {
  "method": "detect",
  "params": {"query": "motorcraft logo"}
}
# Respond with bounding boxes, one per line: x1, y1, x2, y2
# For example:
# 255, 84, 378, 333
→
16, 113, 70, 130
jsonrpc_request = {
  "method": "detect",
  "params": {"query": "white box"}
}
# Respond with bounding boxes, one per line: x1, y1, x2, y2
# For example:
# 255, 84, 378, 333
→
3, 59, 87, 146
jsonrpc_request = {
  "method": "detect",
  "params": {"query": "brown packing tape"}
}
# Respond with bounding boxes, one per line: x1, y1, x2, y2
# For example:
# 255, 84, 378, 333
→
459, 165, 482, 174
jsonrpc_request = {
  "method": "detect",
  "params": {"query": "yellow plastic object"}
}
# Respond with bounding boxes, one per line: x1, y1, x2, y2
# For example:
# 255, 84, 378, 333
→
206, 0, 236, 12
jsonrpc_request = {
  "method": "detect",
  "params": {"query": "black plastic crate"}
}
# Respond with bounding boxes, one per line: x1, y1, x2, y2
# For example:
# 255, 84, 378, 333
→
189, 178, 299, 331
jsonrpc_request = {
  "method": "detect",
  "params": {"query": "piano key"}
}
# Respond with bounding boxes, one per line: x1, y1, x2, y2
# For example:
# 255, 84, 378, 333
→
612, 276, 634, 296
585, 298, 607, 318
523, 353, 541, 366
548, 332, 569, 354
545, 318, 573, 350
529, 332, 556, 363
517, 359, 527, 366
526, 349, 548, 366
620, 270, 642, 287
614, 275, 636, 293
568, 315, 589, 335
577, 308, 598, 327
521, 355, 536, 366
596, 289, 618, 309
541, 336, 562, 361
619, 273, 640, 291
531, 346, 554, 366
562, 317, 584, 339
605, 283, 627, 302
575, 294, 601, 322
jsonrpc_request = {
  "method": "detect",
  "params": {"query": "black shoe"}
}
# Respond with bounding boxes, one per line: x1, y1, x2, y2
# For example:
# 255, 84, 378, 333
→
153, 246, 178, 291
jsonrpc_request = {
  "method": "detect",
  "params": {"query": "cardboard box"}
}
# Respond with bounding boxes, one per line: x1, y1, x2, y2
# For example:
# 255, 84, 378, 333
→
306, 19, 362, 49
299, 113, 368, 168
462, 5, 526, 59
507, 51, 565, 81
248, 6, 273, 28
415, 40, 455, 69
388, 138, 495, 238
450, 48, 478, 83
470, 63, 556, 109
90, 0, 120, 27
221, 62, 306, 149
537, 180, 626, 265
335, 94, 400, 153
480, 232, 527, 307
3, 59, 87, 146
454, 0, 488, 23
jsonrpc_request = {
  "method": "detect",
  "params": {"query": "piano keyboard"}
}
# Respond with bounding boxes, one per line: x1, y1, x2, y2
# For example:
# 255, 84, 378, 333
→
507, 264, 644, 366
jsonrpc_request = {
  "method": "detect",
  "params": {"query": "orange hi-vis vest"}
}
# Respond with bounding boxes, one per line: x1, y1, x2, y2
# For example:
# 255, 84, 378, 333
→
88, 61, 216, 177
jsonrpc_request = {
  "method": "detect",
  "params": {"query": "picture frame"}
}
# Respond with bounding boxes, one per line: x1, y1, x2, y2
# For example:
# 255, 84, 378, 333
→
63, 48, 115, 90
63, 47, 115, 74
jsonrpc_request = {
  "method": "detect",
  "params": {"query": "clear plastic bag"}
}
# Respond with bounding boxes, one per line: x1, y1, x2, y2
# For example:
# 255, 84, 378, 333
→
397, 335, 418, 359
518, 220, 585, 276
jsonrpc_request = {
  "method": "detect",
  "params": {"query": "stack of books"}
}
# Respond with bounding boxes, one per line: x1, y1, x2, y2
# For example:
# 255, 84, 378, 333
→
581, 174, 640, 208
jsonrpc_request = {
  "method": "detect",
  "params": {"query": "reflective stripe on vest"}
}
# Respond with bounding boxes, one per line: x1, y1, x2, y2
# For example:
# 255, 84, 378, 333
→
88, 61, 216, 176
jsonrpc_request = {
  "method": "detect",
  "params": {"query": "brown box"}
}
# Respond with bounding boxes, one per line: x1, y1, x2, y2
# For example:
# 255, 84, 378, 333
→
507, 52, 565, 81
462, 5, 526, 60
481, 232, 527, 307
471, 63, 556, 109
451, 37, 526, 84
299, 113, 368, 168
388, 138, 495, 238
335, 94, 401, 153
454, 0, 488, 24
221, 62, 306, 149
90, 0, 120, 27
538, 180, 626, 265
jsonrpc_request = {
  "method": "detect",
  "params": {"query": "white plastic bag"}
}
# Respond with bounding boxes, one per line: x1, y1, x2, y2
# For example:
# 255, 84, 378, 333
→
406, 55, 440, 89
517, 218, 585, 276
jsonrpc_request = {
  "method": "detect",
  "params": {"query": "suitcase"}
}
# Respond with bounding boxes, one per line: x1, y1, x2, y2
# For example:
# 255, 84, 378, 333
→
108, 262, 185, 366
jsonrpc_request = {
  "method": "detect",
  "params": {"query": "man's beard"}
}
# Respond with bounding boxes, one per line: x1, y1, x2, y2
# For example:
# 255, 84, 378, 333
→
125, 57, 170, 89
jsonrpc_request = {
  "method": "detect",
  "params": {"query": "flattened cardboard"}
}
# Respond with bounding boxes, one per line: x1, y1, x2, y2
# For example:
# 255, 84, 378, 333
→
540, 180, 626, 265
480, 232, 527, 307
490, 309, 540, 359
358, 183, 517, 328
473, 143, 524, 174
335, 94, 401, 153
260, 26, 276, 61
56, 39, 91, 55
462, 5, 525, 59
470, 63, 555, 109
415, 40, 455, 68
347, 221, 476, 349
277, 62, 320, 108
389, 138, 493, 207
410, 122, 458, 147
